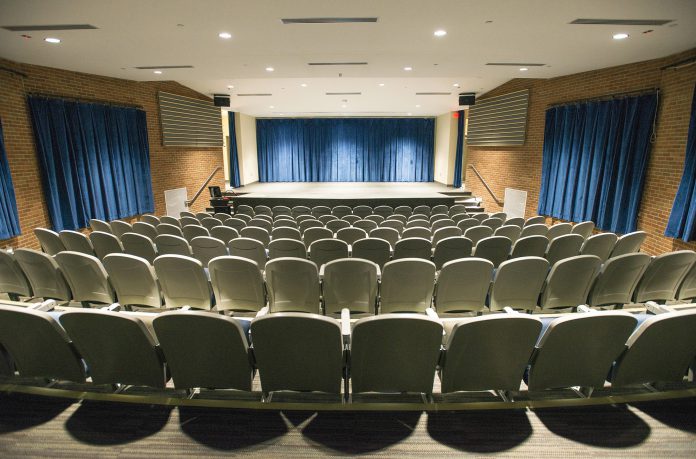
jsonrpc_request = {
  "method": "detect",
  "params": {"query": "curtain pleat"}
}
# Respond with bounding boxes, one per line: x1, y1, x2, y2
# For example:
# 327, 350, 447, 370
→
0, 119, 21, 239
453, 111, 464, 188
228, 113, 241, 187
28, 96, 154, 231
256, 118, 435, 182
538, 93, 658, 234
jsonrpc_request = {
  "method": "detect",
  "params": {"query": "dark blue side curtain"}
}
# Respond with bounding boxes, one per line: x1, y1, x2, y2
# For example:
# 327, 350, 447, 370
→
0, 120, 21, 239
453, 111, 465, 188
538, 93, 658, 234
228, 112, 241, 187
28, 96, 154, 231
256, 117, 435, 182
665, 84, 696, 241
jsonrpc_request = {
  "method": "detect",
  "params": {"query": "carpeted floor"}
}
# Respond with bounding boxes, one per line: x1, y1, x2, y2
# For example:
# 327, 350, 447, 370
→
0, 393, 694, 457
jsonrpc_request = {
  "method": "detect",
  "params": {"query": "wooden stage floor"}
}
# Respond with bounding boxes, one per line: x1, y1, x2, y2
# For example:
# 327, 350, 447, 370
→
230, 182, 459, 208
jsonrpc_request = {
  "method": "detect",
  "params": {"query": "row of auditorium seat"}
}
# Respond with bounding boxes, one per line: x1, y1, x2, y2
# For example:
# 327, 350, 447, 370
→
0, 302, 695, 400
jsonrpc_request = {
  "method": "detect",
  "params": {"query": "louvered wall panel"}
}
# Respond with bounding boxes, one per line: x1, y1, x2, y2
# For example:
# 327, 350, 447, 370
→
467, 89, 529, 146
158, 91, 223, 147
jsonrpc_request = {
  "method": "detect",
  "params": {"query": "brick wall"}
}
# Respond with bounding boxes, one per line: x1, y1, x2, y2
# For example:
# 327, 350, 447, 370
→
0, 58, 225, 250
465, 48, 696, 255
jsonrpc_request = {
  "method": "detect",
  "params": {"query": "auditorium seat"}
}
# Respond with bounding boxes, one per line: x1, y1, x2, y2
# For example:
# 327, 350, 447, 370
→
354, 219, 378, 232
342, 215, 361, 225
272, 205, 292, 217
0, 304, 85, 383
256, 214, 273, 224
318, 214, 338, 224
374, 205, 394, 218
321, 258, 379, 316
571, 221, 595, 239
291, 205, 312, 218
505, 217, 525, 228
481, 217, 504, 231
311, 205, 332, 218
180, 216, 200, 227
210, 225, 239, 243
677, 261, 696, 301
489, 257, 549, 312
179, 211, 196, 219
273, 218, 298, 229
429, 214, 450, 224
89, 231, 124, 259
352, 238, 391, 268
254, 205, 273, 217
332, 205, 352, 218
580, 232, 618, 262
234, 213, 253, 223
215, 213, 232, 222
413, 205, 431, 216
463, 225, 494, 246
153, 255, 212, 310
380, 258, 436, 313
156, 222, 184, 238
394, 205, 412, 218
295, 214, 314, 224
247, 218, 272, 233
140, 214, 160, 226
59, 230, 96, 256
546, 223, 573, 241
60, 309, 168, 388
350, 314, 442, 397
369, 227, 400, 247
251, 313, 344, 399
326, 219, 351, 233
208, 256, 266, 313
308, 238, 349, 269
0, 250, 32, 301
510, 235, 548, 259
183, 225, 209, 245
240, 226, 271, 246
236, 205, 255, 217
472, 214, 487, 223
519, 223, 549, 238
539, 255, 601, 311
111, 220, 134, 238
14, 248, 72, 301
526, 311, 637, 395
155, 234, 193, 256
431, 219, 456, 231
365, 214, 385, 224
432, 236, 472, 270
406, 218, 430, 229
132, 221, 158, 240
298, 219, 323, 233
393, 237, 432, 260
432, 226, 462, 246
380, 219, 404, 234
610, 309, 696, 388
525, 216, 546, 226
545, 233, 584, 266
201, 217, 222, 231
265, 258, 321, 313
89, 218, 112, 234
195, 212, 211, 222
268, 238, 307, 260
489, 212, 507, 221
352, 205, 373, 218
153, 310, 253, 391
401, 227, 432, 240
494, 224, 522, 243
457, 218, 480, 232
473, 236, 512, 267
302, 227, 332, 248
386, 213, 407, 224
451, 213, 470, 224
586, 253, 651, 308
228, 237, 268, 269
190, 236, 229, 265
34, 228, 66, 255
161, 216, 181, 227
633, 251, 696, 303
121, 232, 158, 263
434, 258, 493, 314
271, 226, 301, 241
102, 253, 163, 309
224, 217, 247, 232
448, 204, 467, 216
336, 227, 368, 246
610, 231, 647, 258
440, 314, 542, 397
54, 251, 115, 307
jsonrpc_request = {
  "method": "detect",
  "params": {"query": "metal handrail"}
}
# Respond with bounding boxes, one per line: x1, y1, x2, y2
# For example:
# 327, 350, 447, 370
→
185, 166, 222, 207
468, 165, 504, 206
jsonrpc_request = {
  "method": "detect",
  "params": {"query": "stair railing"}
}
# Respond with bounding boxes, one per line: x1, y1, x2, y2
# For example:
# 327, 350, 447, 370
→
185, 166, 222, 208
468, 165, 504, 206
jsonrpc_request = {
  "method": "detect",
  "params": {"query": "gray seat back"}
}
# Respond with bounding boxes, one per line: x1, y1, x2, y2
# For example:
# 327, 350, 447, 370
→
271, 227, 302, 241
435, 258, 493, 313
240, 226, 271, 246
546, 222, 572, 241
153, 254, 212, 310
182, 224, 209, 242
481, 217, 504, 231
89, 231, 123, 259
580, 232, 618, 262
291, 205, 312, 218
14, 248, 71, 300
510, 235, 548, 259
308, 238, 349, 269
102, 253, 163, 308
121, 232, 158, 263
393, 237, 432, 260
473, 236, 512, 268
457, 218, 479, 232
587, 253, 651, 307
677, 261, 696, 301
352, 205, 372, 218
228, 237, 267, 269
311, 205, 332, 218
633, 251, 696, 303
354, 219, 378, 232
162, 215, 182, 226
352, 238, 391, 269
209, 256, 265, 312
89, 219, 112, 233
132, 221, 158, 240
141, 214, 160, 226
401, 227, 432, 240
432, 226, 462, 246
490, 256, 549, 311
54, 251, 115, 304
380, 258, 436, 313
265, 257, 321, 313
201, 217, 221, 231
59, 230, 95, 255
539, 255, 601, 310
610, 231, 647, 258
268, 238, 307, 260
519, 223, 548, 238
494, 225, 522, 243
380, 219, 404, 234
155, 234, 192, 257
225, 217, 247, 232
110, 220, 133, 239
545, 233, 584, 266
571, 221, 595, 239
405, 218, 430, 229
153, 311, 252, 390
156, 222, 184, 237
525, 216, 546, 226
369, 227, 400, 247
190, 236, 228, 266
464, 225, 494, 246
34, 228, 65, 255
505, 217, 525, 227
236, 204, 255, 216
336, 227, 368, 246
322, 258, 379, 315
210, 225, 239, 243
0, 250, 32, 298
180, 216, 200, 227
373, 205, 394, 218
326, 219, 351, 233
303, 227, 333, 247
433, 236, 472, 270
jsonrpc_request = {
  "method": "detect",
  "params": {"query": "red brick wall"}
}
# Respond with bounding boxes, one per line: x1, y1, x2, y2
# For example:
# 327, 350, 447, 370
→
465, 48, 696, 255
0, 58, 224, 250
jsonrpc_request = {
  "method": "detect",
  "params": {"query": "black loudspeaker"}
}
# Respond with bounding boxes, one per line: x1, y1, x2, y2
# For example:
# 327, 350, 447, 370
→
213, 94, 230, 107
458, 93, 476, 106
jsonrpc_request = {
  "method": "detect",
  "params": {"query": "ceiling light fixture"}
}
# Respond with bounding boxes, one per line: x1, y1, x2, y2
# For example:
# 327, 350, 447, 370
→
300, 83, 307, 87
218, 32, 232, 39
613, 32, 629, 40
269, 105, 274, 109
433, 29, 447, 37
519, 67, 528, 72
415, 104, 421, 108
453, 83, 460, 88
153, 70, 162, 74
378, 83, 385, 86
265, 67, 274, 72
44, 37, 61, 43
407, 112, 413, 116
227, 85, 234, 89
404, 66, 413, 71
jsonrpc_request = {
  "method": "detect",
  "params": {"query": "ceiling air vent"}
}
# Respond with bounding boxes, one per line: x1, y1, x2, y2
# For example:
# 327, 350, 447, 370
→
282, 17, 378, 24
486, 63, 545, 67
325, 92, 362, 96
416, 92, 451, 96
237, 93, 273, 97
308, 62, 368, 66
570, 18, 673, 26
1, 24, 98, 31
135, 65, 194, 69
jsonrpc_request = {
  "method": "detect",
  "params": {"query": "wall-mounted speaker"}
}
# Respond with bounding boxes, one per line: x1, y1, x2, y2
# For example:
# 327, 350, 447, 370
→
458, 93, 476, 106
213, 94, 230, 107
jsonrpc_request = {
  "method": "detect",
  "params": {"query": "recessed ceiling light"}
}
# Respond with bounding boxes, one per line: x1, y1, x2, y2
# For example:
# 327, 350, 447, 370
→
279, 113, 285, 116
404, 66, 413, 71
44, 37, 61, 43
453, 83, 460, 88
227, 85, 234, 89
269, 105, 274, 109
218, 32, 232, 39
415, 104, 421, 108
265, 67, 274, 72
300, 83, 307, 87
378, 83, 385, 87
613, 32, 629, 40
153, 70, 162, 74
434, 29, 447, 37
519, 67, 528, 72
407, 112, 413, 116
341, 104, 347, 108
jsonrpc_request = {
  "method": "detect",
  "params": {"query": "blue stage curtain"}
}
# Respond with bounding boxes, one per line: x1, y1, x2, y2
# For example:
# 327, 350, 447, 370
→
28, 96, 154, 231
256, 117, 435, 182
453, 111, 464, 188
665, 84, 696, 241
0, 119, 21, 239
228, 112, 241, 187
538, 93, 657, 234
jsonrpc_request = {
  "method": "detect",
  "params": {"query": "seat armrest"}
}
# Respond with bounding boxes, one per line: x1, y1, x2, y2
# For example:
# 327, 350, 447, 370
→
646, 301, 674, 315
340, 307, 351, 336
425, 307, 440, 320
318, 264, 326, 278
576, 305, 596, 314
255, 306, 270, 318
102, 303, 121, 312
30, 299, 57, 312
503, 306, 519, 315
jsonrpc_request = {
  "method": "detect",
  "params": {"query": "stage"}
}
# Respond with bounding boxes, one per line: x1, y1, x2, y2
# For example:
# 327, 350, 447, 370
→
228, 182, 465, 208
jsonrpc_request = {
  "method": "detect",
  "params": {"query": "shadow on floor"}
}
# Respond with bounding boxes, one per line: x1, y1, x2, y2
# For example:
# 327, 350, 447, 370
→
178, 406, 288, 451
302, 411, 423, 454
0, 393, 74, 433
427, 409, 532, 453
65, 400, 173, 445
631, 397, 696, 433
535, 403, 650, 447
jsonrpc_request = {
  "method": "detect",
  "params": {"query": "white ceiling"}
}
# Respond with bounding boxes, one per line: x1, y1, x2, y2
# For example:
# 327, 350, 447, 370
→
1, 0, 695, 117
